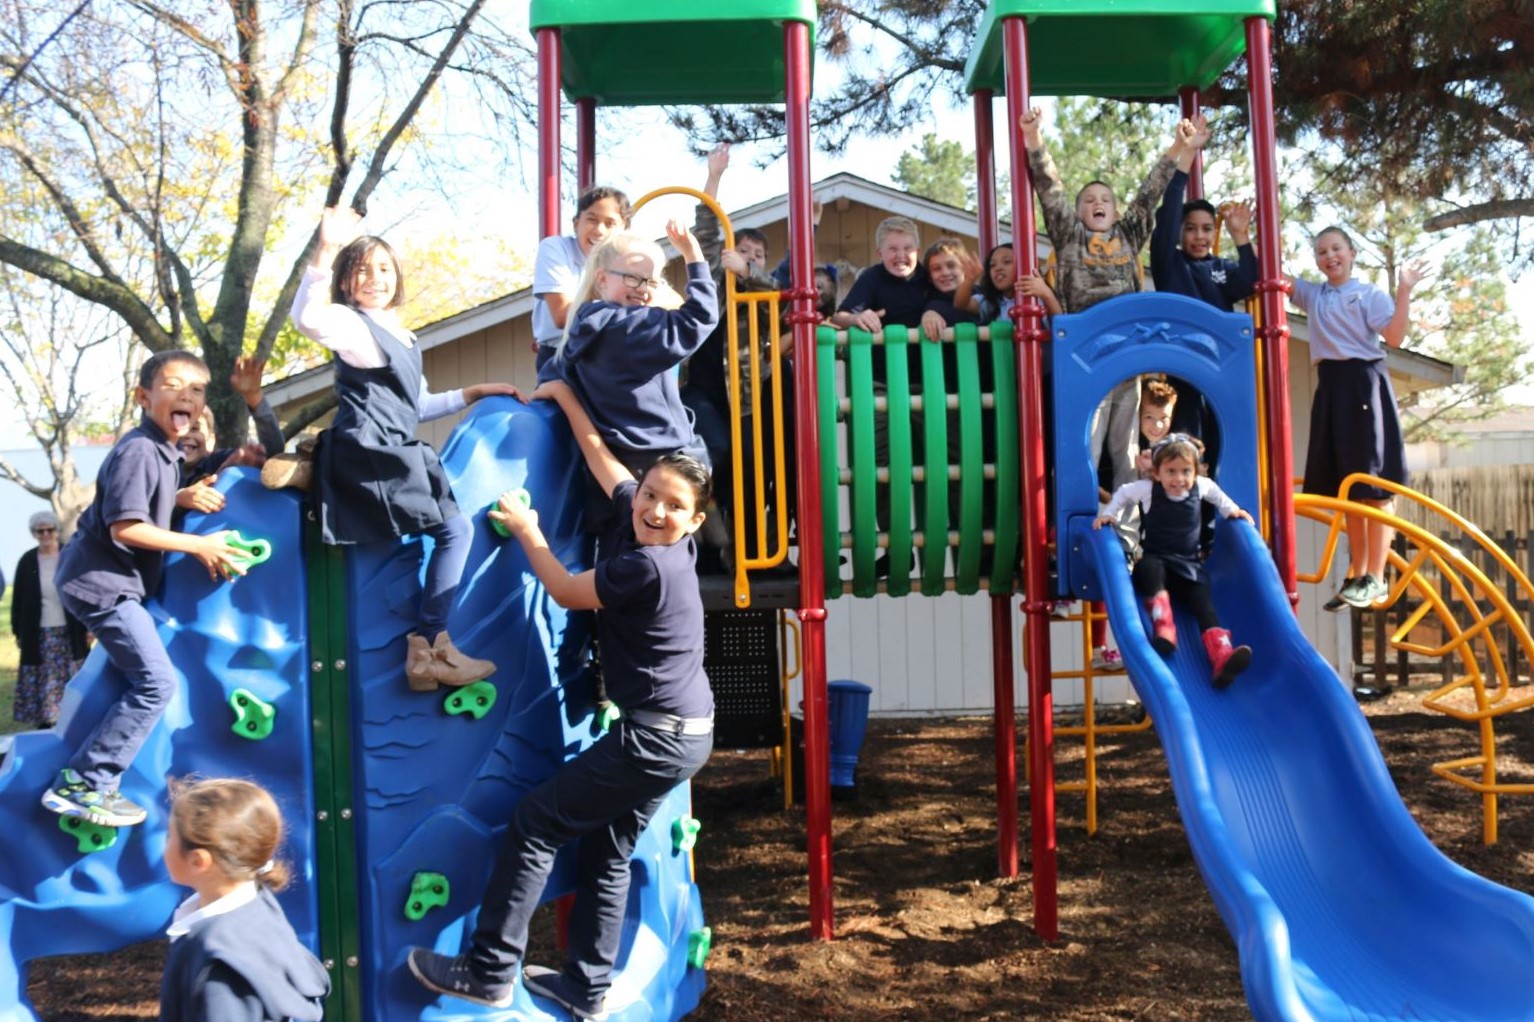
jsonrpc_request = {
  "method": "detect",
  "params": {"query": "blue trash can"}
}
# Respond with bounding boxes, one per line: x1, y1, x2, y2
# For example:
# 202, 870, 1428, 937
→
827, 679, 873, 788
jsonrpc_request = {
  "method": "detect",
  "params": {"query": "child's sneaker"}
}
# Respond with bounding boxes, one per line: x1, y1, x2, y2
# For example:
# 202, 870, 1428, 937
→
522, 965, 609, 1021
1091, 646, 1123, 671
1048, 600, 1076, 619
406, 949, 512, 1008
40, 768, 147, 827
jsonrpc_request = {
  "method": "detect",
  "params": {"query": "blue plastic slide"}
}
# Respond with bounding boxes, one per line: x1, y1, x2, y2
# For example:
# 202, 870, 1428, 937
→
1075, 516, 1534, 1022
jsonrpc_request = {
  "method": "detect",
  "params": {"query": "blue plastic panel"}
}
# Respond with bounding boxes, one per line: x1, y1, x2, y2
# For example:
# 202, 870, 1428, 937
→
1049, 291, 1258, 600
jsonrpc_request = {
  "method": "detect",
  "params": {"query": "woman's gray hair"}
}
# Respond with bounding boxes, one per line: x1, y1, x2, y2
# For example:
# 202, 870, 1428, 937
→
28, 510, 59, 532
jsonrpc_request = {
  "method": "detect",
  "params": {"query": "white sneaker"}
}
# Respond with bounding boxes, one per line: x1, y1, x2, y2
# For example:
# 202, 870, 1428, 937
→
1091, 647, 1124, 671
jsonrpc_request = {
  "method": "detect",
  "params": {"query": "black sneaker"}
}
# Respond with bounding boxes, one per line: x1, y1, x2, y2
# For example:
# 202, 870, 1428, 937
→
522, 965, 609, 1021
407, 949, 512, 1008
1322, 580, 1356, 612
40, 769, 147, 826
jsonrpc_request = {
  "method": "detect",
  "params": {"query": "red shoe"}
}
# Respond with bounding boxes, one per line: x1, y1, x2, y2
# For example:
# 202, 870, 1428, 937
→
1203, 628, 1251, 689
1147, 591, 1176, 654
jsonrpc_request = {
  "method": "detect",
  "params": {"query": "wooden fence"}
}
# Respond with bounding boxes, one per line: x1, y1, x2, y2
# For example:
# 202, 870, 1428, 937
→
1399, 465, 1534, 538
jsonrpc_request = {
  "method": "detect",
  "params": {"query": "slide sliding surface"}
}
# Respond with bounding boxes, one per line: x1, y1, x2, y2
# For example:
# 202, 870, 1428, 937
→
1073, 518, 1534, 1022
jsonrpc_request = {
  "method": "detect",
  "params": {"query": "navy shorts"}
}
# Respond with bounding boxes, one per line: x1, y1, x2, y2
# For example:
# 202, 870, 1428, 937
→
1302, 358, 1406, 501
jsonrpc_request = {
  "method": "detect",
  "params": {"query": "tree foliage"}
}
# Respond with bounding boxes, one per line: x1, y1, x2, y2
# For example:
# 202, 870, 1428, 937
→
893, 133, 974, 210
0, 0, 536, 468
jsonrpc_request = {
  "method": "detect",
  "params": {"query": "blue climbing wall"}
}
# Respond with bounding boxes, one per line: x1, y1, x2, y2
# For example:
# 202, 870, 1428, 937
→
1049, 292, 1261, 600
0, 467, 318, 1021
0, 399, 709, 1021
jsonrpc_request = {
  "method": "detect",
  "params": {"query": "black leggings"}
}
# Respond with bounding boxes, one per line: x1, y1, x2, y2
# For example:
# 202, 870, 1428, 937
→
1132, 554, 1221, 632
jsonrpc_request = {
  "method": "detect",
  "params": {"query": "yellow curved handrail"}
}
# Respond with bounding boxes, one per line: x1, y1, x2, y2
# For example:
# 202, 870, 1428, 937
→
630, 187, 790, 609
1294, 477, 1534, 843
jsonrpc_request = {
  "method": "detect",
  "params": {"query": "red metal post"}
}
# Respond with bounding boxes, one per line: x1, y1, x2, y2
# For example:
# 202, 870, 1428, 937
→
974, 85, 1018, 880
1001, 14, 1058, 941
1178, 86, 1205, 200
785, 18, 834, 941
974, 89, 1000, 257
576, 97, 597, 194
1245, 15, 1297, 606
536, 28, 562, 240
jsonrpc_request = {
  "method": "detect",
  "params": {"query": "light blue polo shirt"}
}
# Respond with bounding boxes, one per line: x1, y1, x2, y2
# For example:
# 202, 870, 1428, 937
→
531, 234, 586, 350
1290, 277, 1395, 364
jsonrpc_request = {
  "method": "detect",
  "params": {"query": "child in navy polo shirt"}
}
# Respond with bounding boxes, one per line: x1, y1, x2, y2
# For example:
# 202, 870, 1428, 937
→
408, 378, 714, 1020
43, 350, 249, 827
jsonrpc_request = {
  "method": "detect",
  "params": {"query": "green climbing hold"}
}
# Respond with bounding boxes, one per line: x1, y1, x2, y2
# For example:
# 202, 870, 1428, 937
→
687, 926, 712, 969
59, 815, 118, 854
225, 532, 273, 566
671, 815, 701, 854
443, 680, 497, 720
404, 871, 451, 921
598, 702, 622, 732
229, 688, 276, 740
488, 487, 532, 538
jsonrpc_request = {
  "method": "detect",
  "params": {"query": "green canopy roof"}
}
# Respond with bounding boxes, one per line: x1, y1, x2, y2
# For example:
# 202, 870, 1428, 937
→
964, 0, 1276, 98
528, 0, 817, 106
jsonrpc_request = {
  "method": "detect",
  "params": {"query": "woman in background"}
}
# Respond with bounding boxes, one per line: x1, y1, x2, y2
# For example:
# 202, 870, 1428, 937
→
12, 510, 89, 728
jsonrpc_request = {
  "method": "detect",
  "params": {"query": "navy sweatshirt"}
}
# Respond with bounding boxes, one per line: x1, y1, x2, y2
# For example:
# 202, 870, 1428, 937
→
1149, 170, 1259, 310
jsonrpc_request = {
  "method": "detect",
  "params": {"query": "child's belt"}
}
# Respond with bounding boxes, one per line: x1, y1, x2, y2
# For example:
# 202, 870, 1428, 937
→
624, 709, 715, 736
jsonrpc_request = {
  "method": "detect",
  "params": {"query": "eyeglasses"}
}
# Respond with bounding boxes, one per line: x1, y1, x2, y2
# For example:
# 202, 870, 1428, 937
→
33, 527, 57, 536
617, 271, 664, 291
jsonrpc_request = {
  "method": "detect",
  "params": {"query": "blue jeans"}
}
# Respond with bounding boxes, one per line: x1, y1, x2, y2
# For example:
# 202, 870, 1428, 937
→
63, 597, 175, 792
419, 513, 470, 640
468, 721, 713, 998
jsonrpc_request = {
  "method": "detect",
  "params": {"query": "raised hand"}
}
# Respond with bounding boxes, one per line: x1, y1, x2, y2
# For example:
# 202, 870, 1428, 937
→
230, 354, 266, 406
1223, 199, 1254, 238
1018, 106, 1044, 143
318, 206, 363, 251
666, 219, 704, 264
1399, 259, 1429, 291
707, 142, 731, 177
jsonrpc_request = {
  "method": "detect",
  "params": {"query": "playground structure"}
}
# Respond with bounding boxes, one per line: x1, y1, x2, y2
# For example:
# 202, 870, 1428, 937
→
3, 2, 1534, 1021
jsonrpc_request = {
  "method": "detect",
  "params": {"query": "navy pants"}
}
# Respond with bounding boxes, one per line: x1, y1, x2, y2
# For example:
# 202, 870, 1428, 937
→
469, 721, 713, 998
64, 597, 174, 791
419, 513, 470, 640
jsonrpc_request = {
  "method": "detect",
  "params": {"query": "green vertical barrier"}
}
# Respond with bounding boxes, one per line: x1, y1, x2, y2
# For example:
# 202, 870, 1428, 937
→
918, 337, 949, 596
817, 326, 842, 599
846, 328, 879, 596
988, 321, 1020, 594
952, 324, 985, 594
304, 525, 363, 1022
882, 327, 915, 596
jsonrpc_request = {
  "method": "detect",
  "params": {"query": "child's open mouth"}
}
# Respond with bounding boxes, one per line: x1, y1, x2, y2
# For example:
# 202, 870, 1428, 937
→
171, 411, 192, 432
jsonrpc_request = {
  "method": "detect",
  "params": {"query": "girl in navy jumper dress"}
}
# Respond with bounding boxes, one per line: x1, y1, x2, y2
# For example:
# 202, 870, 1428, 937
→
1095, 435, 1254, 688
290, 207, 522, 691
160, 778, 329, 1022
408, 379, 714, 1020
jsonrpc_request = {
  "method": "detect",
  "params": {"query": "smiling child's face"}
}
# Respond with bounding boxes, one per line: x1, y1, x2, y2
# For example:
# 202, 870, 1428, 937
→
1140, 404, 1174, 444
596, 251, 662, 306
1075, 183, 1119, 233
1312, 230, 1356, 285
927, 251, 964, 293
1181, 210, 1217, 258
576, 197, 626, 255
988, 247, 1016, 291
178, 410, 215, 465
348, 245, 400, 311
1153, 454, 1197, 498
138, 358, 210, 444
878, 230, 919, 279
630, 464, 705, 547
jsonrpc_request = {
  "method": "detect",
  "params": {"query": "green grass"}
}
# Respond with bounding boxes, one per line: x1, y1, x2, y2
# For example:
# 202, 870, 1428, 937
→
0, 589, 22, 735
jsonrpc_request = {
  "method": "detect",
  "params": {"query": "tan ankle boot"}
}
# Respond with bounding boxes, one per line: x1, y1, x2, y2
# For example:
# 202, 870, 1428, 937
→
405, 634, 439, 692
431, 633, 495, 687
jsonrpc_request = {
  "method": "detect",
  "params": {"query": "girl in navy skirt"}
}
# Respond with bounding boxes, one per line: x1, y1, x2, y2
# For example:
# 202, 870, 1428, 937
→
408, 379, 714, 1020
1288, 226, 1426, 614
289, 207, 522, 691
1096, 435, 1254, 689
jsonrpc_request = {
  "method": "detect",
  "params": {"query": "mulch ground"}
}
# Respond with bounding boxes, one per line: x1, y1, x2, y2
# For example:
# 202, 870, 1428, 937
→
23, 689, 1534, 1020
